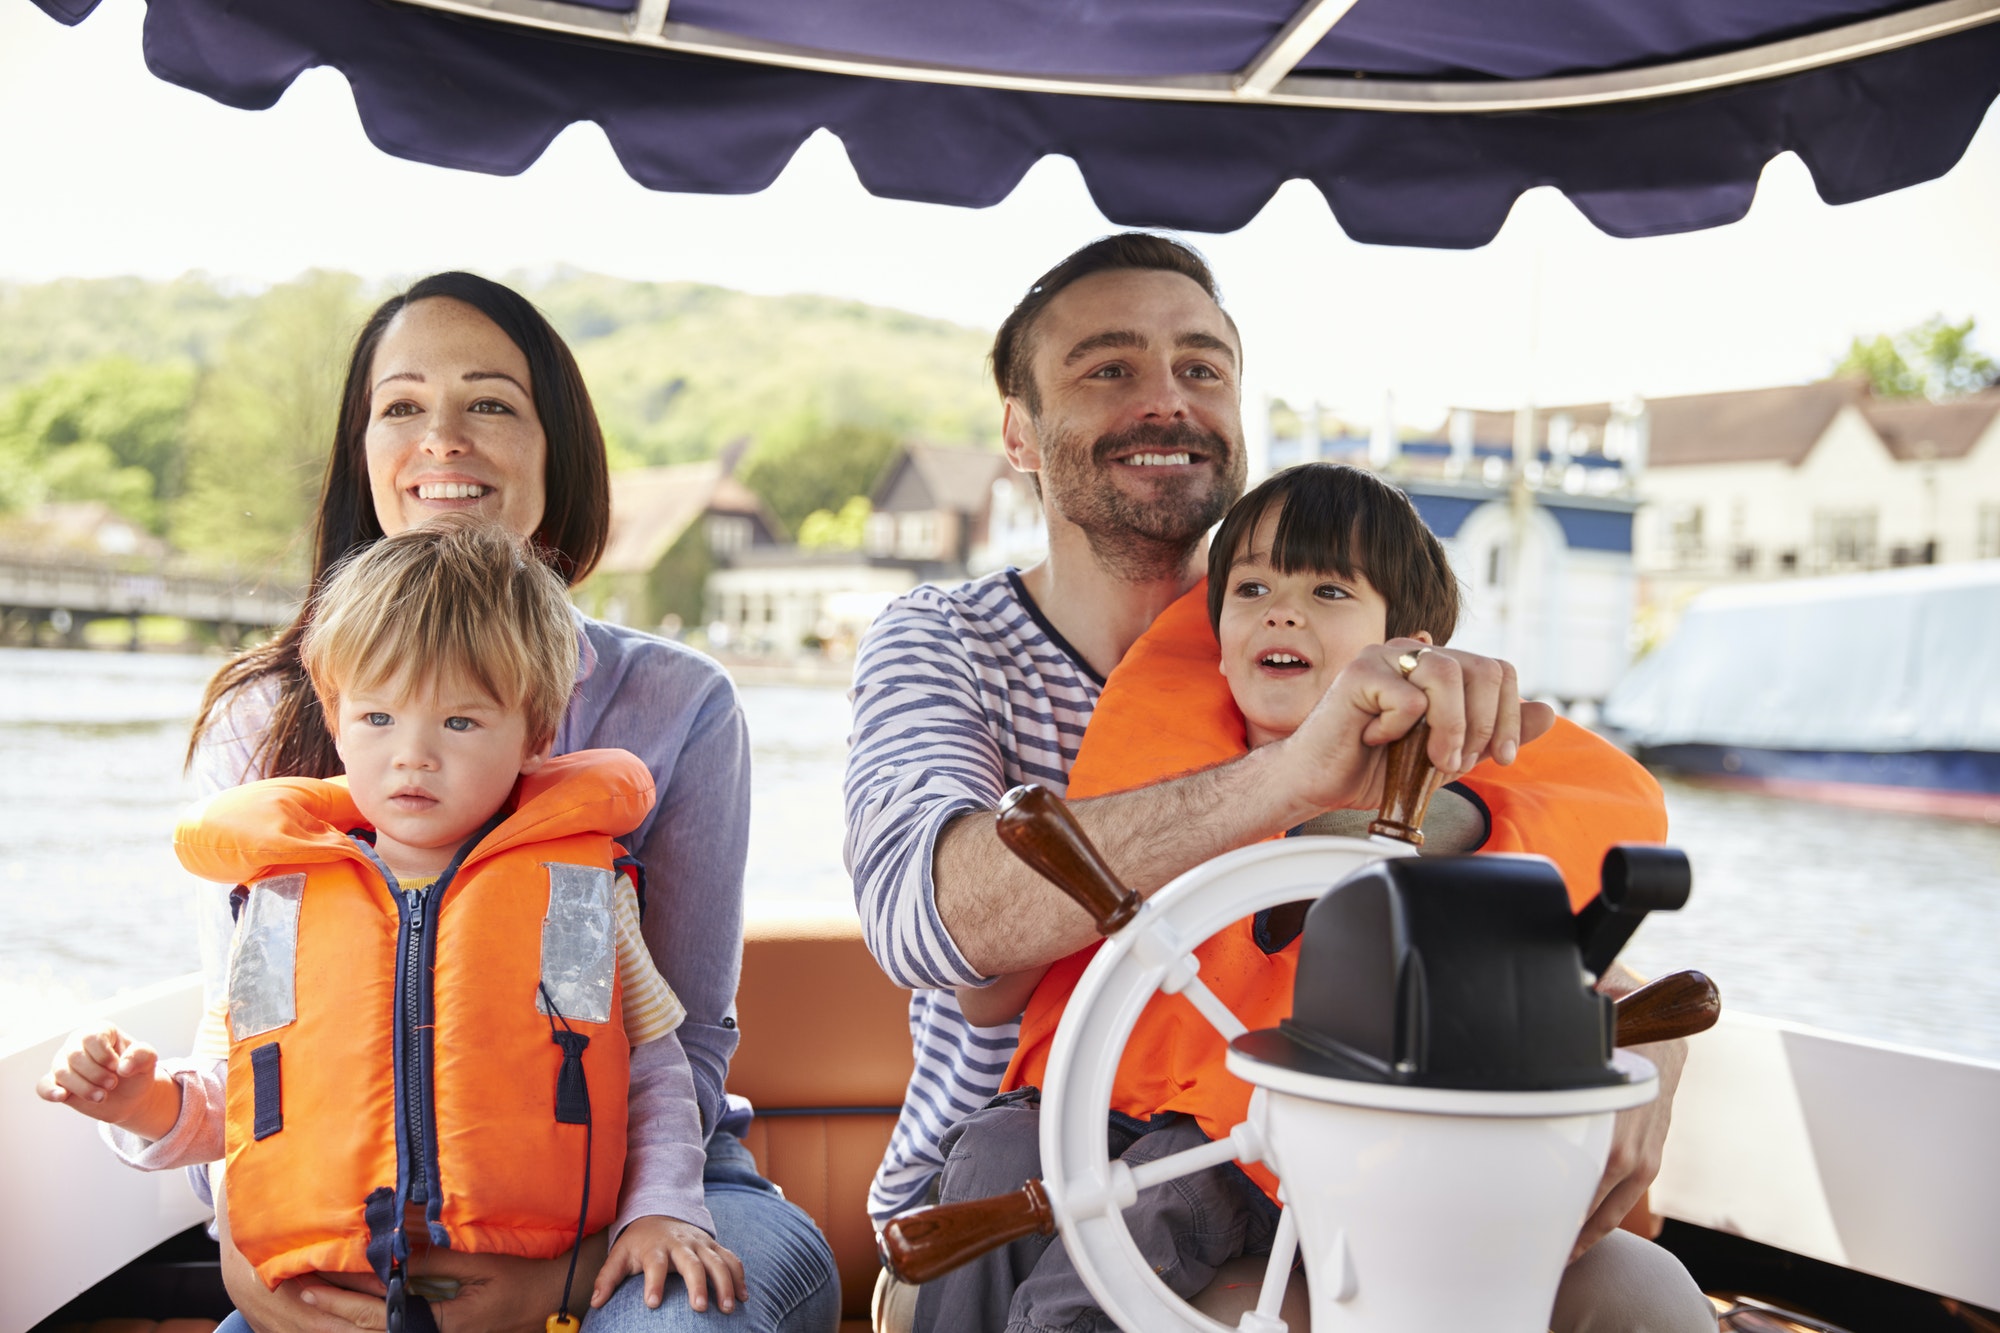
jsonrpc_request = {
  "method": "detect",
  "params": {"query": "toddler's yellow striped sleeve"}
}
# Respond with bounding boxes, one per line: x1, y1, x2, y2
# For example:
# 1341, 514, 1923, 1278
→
614, 871, 685, 1046
192, 999, 232, 1063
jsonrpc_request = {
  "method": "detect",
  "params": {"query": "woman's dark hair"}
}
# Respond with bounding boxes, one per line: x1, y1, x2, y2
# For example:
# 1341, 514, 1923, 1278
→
187, 272, 609, 780
1206, 463, 1461, 644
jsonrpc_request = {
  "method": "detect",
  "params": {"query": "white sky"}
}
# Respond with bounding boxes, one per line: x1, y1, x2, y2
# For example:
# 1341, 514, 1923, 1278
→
7, 0, 2000, 429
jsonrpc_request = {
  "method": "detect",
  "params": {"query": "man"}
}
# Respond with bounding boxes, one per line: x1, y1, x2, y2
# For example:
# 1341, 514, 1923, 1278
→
843, 234, 1704, 1331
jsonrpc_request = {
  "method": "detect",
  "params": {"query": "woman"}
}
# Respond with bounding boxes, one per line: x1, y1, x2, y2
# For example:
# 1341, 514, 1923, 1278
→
179, 272, 839, 1332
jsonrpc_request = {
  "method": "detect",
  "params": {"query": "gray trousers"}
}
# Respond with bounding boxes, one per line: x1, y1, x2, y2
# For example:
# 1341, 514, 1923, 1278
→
905, 1092, 1715, 1333
913, 1091, 1279, 1333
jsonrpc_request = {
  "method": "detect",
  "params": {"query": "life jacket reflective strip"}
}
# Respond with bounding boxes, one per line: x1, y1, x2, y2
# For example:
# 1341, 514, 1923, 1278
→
176, 749, 655, 1287
1001, 584, 1666, 1199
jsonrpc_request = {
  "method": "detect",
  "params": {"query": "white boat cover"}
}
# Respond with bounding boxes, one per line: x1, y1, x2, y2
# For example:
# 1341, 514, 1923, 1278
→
1602, 561, 2000, 753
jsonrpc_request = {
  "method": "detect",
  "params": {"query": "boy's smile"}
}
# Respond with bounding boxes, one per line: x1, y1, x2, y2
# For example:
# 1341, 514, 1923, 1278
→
330, 675, 550, 878
1218, 506, 1425, 749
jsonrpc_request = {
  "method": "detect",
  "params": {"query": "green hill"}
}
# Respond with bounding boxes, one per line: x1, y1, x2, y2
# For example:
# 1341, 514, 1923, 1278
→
0, 275, 243, 391
529, 269, 998, 464
0, 269, 1001, 568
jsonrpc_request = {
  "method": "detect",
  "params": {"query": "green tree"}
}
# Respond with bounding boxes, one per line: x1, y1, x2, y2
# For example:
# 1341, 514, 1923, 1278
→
0, 427, 39, 517
0, 274, 237, 392
37, 443, 157, 521
798, 496, 873, 550
739, 422, 902, 535
172, 272, 368, 570
1906, 316, 1997, 397
1835, 316, 1996, 400
1833, 334, 1922, 399
0, 357, 196, 529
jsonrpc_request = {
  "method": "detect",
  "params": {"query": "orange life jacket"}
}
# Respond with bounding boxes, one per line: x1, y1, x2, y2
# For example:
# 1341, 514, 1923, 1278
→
175, 749, 655, 1288
1002, 585, 1666, 1199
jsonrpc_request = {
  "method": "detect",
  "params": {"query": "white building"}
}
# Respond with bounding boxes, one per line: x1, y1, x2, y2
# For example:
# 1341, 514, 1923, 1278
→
705, 550, 918, 657
1456, 382, 2000, 597
1858, 391, 2000, 566
575, 458, 784, 633
1401, 481, 1641, 709
706, 444, 1045, 657
1263, 400, 1643, 707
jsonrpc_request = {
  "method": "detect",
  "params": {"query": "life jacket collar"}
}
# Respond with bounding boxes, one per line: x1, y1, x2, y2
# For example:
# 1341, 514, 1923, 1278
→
177, 749, 654, 887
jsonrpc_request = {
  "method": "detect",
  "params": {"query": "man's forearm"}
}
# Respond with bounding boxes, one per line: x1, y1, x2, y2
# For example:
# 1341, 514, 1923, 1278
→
934, 743, 1319, 976
955, 966, 1050, 1027
932, 639, 1553, 977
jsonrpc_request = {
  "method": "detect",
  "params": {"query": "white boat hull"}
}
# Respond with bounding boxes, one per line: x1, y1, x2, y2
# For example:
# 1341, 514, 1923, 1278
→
5, 965, 1998, 1330
1, 973, 211, 1333
1652, 1010, 2000, 1311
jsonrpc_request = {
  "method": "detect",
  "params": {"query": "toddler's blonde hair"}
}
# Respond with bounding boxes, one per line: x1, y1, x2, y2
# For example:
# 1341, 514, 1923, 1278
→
302, 515, 576, 748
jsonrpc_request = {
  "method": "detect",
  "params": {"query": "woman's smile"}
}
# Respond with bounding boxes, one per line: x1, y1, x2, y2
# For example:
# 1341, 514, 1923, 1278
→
410, 477, 492, 502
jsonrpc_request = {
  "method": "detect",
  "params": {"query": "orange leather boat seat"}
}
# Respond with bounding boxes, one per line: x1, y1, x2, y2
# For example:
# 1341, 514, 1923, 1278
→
48, 1312, 217, 1320
732, 914, 914, 1332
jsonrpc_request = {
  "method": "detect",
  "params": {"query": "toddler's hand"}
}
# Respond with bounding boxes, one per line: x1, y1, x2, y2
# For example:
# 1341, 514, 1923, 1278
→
591, 1215, 746, 1315
36, 1023, 177, 1134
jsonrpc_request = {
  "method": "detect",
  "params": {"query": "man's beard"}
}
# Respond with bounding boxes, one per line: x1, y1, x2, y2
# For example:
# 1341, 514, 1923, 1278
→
1041, 419, 1246, 583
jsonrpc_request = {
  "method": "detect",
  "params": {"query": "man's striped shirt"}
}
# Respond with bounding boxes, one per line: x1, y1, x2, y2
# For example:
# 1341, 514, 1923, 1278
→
844, 569, 1102, 1220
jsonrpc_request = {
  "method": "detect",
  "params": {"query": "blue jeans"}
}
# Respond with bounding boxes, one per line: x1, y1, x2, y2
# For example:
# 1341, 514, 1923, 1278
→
592, 1129, 839, 1332
217, 1131, 838, 1333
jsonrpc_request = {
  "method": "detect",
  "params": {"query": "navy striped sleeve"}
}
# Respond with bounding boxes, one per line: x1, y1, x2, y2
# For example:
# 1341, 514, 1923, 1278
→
841, 571, 1101, 1219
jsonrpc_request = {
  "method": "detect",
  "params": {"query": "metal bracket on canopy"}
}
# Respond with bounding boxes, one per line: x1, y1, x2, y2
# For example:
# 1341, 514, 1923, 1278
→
394, 0, 2000, 113
626, 0, 667, 38
1233, 0, 1365, 99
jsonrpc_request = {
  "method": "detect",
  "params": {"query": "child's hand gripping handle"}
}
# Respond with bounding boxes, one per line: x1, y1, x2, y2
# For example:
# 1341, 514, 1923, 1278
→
878, 1178, 1057, 1286
997, 784, 1140, 935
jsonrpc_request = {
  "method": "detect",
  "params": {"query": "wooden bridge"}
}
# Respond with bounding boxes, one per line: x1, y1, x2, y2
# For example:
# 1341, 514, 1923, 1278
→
0, 549, 301, 648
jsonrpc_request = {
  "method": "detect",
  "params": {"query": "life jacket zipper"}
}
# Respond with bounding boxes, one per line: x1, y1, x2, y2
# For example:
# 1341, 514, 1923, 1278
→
400, 884, 430, 1207
350, 807, 508, 1307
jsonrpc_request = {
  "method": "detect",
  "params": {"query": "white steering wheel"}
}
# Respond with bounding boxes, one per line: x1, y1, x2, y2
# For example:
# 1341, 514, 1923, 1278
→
1036, 836, 1412, 1333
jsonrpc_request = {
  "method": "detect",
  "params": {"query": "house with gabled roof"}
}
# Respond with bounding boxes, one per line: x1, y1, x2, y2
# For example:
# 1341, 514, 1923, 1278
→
1352, 378, 2000, 699
1457, 380, 2000, 586
574, 458, 785, 632
1620, 380, 1904, 584
1862, 389, 2000, 564
704, 443, 1043, 658
1610, 381, 2000, 588
864, 443, 1039, 571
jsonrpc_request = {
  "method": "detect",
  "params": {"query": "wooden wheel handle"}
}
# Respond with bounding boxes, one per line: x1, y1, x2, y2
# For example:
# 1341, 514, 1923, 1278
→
997, 784, 1140, 935
877, 1179, 1056, 1286
1614, 969, 1720, 1047
1369, 716, 1448, 846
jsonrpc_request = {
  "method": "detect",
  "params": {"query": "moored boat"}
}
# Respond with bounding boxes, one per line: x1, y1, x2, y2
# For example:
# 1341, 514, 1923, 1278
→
1604, 562, 2000, 821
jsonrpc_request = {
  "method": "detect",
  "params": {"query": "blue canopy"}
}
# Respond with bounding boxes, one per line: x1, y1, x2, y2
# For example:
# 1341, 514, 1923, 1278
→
32, 0, 2000, 246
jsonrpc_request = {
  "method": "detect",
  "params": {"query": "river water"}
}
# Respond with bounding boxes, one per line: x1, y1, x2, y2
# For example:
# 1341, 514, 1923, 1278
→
3, 647, 1996, 1063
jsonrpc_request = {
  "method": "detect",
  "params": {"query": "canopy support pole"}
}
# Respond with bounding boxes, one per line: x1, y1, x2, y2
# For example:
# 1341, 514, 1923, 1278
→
394, 0, 2000, 113
1235, 0, 1364, 98
627, 0, 667, 37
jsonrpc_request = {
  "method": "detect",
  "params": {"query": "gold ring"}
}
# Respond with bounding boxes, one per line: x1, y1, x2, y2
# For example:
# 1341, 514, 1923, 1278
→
1394, 647, 1430, 678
